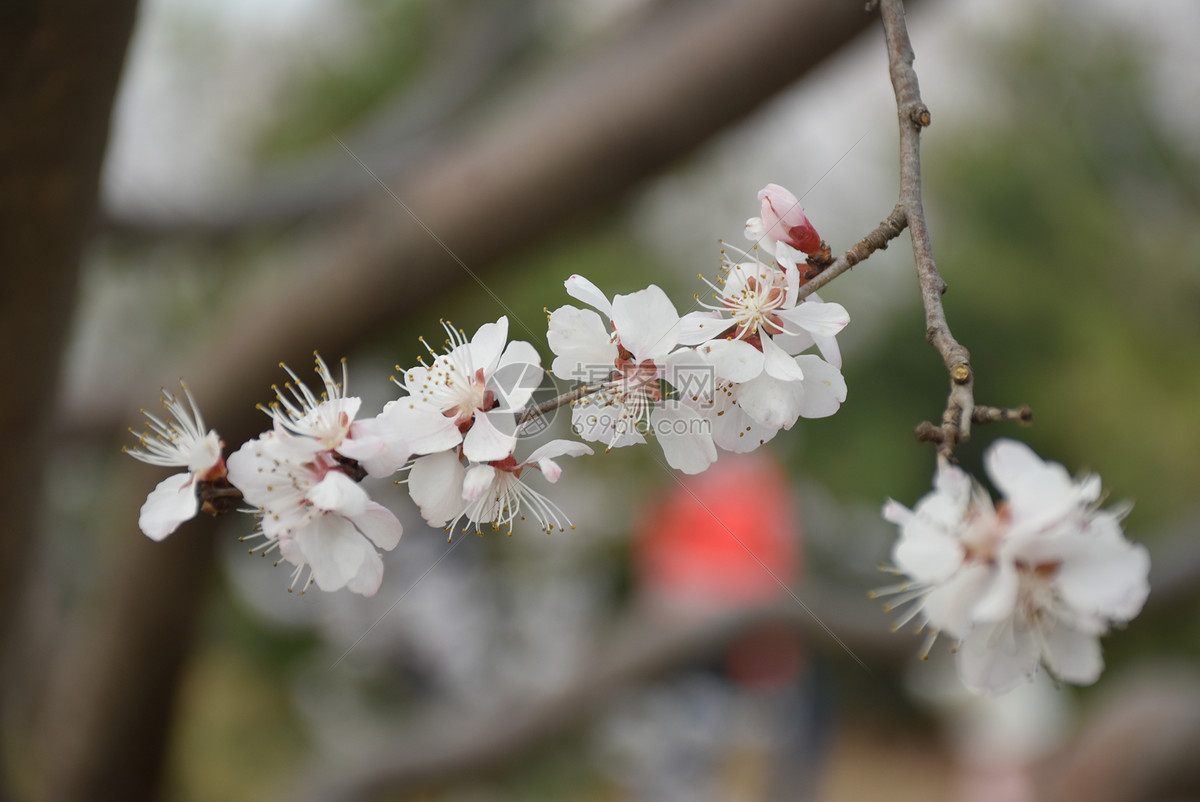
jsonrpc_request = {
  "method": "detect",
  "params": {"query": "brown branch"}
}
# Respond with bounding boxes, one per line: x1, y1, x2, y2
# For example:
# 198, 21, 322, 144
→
970, 404, 1033, 427
516, 381, 607, 427
97, 0, 543, 241
0, 1, 141, 798
880, 0, 976, 463
794, 203, 908, 302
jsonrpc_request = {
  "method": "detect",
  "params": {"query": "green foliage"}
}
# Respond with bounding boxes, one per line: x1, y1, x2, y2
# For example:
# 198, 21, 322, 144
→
258, 0, 434, 159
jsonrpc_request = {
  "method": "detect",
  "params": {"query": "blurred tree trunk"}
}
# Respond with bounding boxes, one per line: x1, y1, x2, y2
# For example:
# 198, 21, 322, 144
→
0, 1, 139, 799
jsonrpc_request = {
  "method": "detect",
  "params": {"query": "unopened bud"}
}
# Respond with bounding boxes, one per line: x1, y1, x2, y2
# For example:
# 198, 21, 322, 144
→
758, 183, 821, 255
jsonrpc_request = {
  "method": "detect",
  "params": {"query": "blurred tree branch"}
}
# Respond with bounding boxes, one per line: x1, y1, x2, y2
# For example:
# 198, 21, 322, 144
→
37, 0, 885, 799
99, 0, 544, 239
295, 583, 905, 802
0, 0, 139, 797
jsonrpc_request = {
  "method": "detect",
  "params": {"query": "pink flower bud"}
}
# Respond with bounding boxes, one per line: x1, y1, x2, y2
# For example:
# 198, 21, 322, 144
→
758, 183, 821, 255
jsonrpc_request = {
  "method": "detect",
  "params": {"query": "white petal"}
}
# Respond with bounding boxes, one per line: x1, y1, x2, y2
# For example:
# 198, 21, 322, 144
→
525, 439, 593, 482
525, 439, 594, 463
775, 241, 804, 277
186, 431, 223, 474
307, 471, 369, 516
985, 440, 1081, 530
985, 439, 1055, 494
400, 364, 430, 394
709, 398, 780, 452
812, 332, 843, 369
263, 422, 325, 464
918, 465, 976, 531
277, 535, 304, 568
462, 411, 517, 462
892, 526, 965, 585
373, 400, 462, 458
493, 340, 543, 409
610, 285, 681, 362
408, 452, 466, 528
296, 515, 370, 593
348, 501, 403, 551
569, 402, 645, 448
761, 334, 806, 382
769, 328, 816, 359
721, 261, 755, 295
225, 437, 283, 508
677, 311, 732, 347
956, 619, 1041, 696
547, 306, 618, 382
1041, 623, 1103, 685
971, 560, 1020, 622
336, 429, 385, 467
698, 338, 764, 383
346, 547, 385, 597
735, 373, 805, 430
661, 349, 715, 402
138, 472, 199, 541
923, 561, 995, 637
469, 316, 509, 374
777, 300, 851, 338
1053, 535, 1150, 621
883, 498, 913, 526
743, 216, 768, 242
498, 339, 541, 371
795, 355, 847, 418
462, 464, 497, 502
651, 402, 717, 474
564, 274, 613, 318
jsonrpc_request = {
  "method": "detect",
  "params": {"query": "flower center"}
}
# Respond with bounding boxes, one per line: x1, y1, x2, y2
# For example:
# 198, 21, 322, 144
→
726, 273, 787, 340
961, 502, 1012, 563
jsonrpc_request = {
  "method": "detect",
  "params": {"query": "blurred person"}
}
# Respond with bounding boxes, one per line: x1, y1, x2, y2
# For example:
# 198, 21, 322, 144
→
597, 452, 832, 802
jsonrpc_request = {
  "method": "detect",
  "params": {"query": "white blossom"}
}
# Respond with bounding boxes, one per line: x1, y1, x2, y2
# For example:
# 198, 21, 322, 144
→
695, 355, 847, 453
663, 247, 849, 452
679, 249, 848, 371
879, 440, 1150, 695
408, 439, 593, 536
368, 316, 542, 474
227, 429, 402, 596
547, 276, 716, 473
124, 382, 225, 541
257, 352, 384, 472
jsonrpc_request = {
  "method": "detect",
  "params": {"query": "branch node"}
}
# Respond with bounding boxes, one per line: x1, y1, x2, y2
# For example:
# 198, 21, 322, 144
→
912, 105, 931, 127
970, 404, 1033, 427
951, 363, 971, 385
914, 421, 943, 443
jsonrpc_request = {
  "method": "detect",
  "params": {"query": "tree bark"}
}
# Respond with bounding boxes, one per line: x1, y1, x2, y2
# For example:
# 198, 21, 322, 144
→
0, 2, 139, 799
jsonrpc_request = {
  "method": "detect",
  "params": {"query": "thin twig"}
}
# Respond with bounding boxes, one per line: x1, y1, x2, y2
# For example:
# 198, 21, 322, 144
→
794, 203, 907, 302
970, 404, 1033, 426
880, 0, 975, 463
516, 381, 607, 427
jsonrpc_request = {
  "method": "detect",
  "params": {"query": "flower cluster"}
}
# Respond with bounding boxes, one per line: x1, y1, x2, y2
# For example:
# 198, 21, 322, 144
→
878, 439, 1150, 695
124, 180, 1148, 697
546, 187, 849, 473
126, 183, 846, 597
225, 355, 403, 596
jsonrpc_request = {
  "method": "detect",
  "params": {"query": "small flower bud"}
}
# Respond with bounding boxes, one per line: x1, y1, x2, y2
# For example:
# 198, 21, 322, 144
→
758, 183, 821, 255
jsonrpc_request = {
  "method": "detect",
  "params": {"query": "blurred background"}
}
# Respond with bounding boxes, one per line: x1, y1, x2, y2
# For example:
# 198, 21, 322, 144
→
3, 0, 1200, 800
